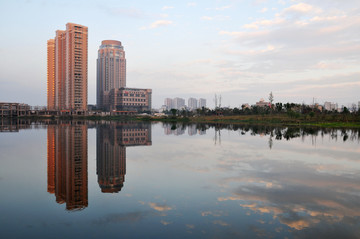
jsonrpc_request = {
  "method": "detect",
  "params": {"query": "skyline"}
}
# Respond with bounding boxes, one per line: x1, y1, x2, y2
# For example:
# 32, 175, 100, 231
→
1, 0, 360, 108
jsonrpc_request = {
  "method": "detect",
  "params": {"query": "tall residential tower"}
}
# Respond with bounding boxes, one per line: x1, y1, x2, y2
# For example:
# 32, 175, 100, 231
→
47, 23, 88, 112
47, 39, 55, 110
97, 40, 126, 110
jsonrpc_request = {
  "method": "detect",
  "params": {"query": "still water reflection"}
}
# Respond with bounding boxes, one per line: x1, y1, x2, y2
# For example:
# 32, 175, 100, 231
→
0, 119, 359, 238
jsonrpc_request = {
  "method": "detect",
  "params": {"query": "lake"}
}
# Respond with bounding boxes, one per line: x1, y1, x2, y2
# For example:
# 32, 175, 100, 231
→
0, 120, 359, 238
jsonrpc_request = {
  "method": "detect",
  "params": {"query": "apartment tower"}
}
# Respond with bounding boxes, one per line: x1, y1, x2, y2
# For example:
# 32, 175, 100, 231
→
47, 39, 55, 110
47, 23, 88, 112
97, 40, 126, 110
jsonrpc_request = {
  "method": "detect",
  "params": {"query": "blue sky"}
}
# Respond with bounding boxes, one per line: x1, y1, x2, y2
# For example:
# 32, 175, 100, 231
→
0, 0, 359, 108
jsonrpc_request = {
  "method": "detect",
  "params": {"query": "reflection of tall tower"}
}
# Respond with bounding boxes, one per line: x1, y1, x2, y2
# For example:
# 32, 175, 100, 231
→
97, 124, 126, 193
47, 125, 56, 194
96, 122, 152, 193
47, 123, 88, 211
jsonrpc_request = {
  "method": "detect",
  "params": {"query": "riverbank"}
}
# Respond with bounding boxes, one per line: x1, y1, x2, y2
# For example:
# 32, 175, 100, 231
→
138, 114, 360, 128
10, 113, 360, 128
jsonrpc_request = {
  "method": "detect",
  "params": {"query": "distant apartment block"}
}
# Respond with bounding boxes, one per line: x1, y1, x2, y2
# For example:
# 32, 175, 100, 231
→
173, 98, 185, 110
47, 23, 88, 112
109, 87, 152, 112
198, 98, 206, 108
164, 97, 206, 110
188, 98, 198, 110
97, 40, 126, 110
164, 98, 173, 110
324, 101, 338, 111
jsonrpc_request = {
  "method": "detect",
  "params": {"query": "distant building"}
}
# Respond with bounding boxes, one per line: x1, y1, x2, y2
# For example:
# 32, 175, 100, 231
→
164, 98, 173, 110
109, 87, 152, 112
324, 101, 338, 111
47, 23, 88, 112
97, 40, 126, 111
256, 99, 270, 107
242, 103, 250, 109
173, 97, 185, 110
199, 98, 206, 108
188, 98, 198, 110
0, 102, 30, 117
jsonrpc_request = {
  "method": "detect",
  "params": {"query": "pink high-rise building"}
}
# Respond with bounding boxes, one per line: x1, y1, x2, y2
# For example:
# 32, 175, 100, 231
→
47, 23, 88, 112
47, 39, 55, 110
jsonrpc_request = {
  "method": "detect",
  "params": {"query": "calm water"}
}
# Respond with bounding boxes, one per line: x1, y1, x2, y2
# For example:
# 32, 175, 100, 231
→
0, 120, 360, 239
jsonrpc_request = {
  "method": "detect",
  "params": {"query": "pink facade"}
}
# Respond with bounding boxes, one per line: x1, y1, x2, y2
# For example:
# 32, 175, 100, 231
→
48, 23, 88, 111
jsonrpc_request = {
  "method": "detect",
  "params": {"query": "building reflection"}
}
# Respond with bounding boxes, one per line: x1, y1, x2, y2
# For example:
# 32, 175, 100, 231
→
47, 122, 88, 211
96, 122, 151, 193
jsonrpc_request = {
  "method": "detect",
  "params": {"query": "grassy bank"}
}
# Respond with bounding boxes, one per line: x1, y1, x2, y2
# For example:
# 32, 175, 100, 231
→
15, 113, 360, 128
138, 114, 360, 128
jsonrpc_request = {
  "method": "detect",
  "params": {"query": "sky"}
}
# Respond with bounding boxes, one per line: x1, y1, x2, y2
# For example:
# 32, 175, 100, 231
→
0, 0, 359, 109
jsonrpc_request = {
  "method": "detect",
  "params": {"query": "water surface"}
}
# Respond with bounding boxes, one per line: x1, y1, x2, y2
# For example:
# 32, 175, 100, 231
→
0, 120, 359, 238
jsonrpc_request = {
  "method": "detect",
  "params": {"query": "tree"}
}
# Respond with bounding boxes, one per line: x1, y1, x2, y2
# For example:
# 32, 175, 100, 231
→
170, 108, 177, 116
268, 92, 274, 106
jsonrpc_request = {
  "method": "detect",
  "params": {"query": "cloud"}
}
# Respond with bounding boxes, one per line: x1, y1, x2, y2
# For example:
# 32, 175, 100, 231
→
243, 18, 285, 29
93, 211, 156, 225
282, 3, 322, 15
160, 220, 172, 225
259, 7, 268, 13
150, 20, 173, 29
162, 6, 174, 10
108, 7, 146, 18
187, 2, 197, 7
215, 6, 231, 11
201, 210, 226, 217
186, 224, 195, 229
201, 16, 213, 21
148, 202, 173, 212
213, 220, 230, 226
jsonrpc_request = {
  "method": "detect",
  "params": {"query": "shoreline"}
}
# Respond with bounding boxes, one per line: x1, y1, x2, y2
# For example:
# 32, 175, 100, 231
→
5, 114, 360, 128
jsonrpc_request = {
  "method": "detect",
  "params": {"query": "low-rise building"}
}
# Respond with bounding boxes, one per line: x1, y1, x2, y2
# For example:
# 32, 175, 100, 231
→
109, 87, 152, 113
255, 99, 270, 107
0, 102, 30, 117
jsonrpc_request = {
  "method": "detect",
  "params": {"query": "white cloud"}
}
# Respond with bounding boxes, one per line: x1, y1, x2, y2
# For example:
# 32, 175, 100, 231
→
201, 16, 213, 21
283, 3, 322, 15
243, 18, 285, 29
215, 5, 231, 11
150, 20, 173, 29
187, 2, 197, 7
260, 7, 268, 13
162, 6, 174, 10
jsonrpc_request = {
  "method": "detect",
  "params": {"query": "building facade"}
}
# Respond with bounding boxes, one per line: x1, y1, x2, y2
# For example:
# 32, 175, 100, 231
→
199, 98, 206, 108
97, 40, 126, 110
109, 87, 152, 112
0, 102, 30, 118
173, 97, 185, 110
188, 98, 198, 110
48, 23, 88, 112
164, 98, 173, 110
47, 39, 55, 110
